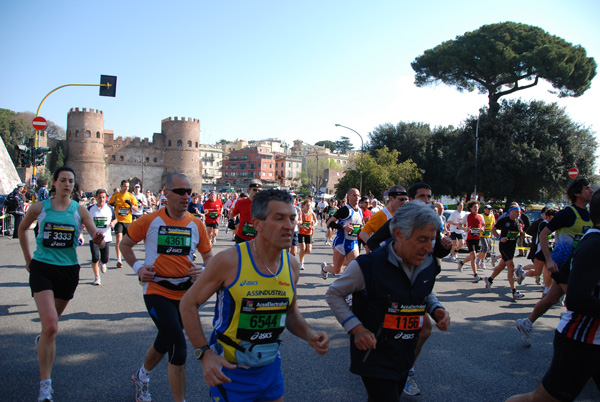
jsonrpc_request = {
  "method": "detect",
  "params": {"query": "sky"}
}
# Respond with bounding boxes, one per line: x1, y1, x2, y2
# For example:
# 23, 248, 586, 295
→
2, 0, 600, 154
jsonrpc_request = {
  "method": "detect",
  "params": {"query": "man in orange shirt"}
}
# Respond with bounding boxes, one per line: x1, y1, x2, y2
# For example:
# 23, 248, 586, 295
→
120, 173, 213, 402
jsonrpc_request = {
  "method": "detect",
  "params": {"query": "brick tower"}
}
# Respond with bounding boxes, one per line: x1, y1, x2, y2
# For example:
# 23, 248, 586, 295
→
64, 108, 106, 192
161, 117, 203, 191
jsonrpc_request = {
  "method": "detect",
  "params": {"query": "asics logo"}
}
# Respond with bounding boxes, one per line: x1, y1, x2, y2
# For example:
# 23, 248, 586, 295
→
240, 280, 258, 286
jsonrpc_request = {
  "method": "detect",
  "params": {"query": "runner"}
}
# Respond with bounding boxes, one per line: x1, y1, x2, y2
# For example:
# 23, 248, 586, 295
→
321, 188, 364, 279
457, 201, 484, 282
131, 184, 148, 221
88, 189, 117, 286
120, 173, 213, 402
478, 205, 496, 271
298, 199, 317, 270
323, 198, 338, 245
188, 192, 205, 220
326, 201, 450, 402
230, 180, 262, 244
179, 189, 329, 402
447, 202, 465, 261
18, 166, 105, 402
107, 180, 139, 268
203, 192, 223, 245
483, 206, 525, 300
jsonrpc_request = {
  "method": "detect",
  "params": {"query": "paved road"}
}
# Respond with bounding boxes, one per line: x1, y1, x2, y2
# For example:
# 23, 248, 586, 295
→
1, 223, 597, 401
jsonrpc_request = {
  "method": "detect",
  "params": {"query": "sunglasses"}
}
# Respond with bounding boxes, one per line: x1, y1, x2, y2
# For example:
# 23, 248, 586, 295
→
169, 188, 192, 196
397, 197, 409, 202
251, 188, 262, 192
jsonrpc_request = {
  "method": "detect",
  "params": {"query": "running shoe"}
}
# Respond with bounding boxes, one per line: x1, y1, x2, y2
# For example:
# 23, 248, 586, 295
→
116, 260, 123, 268
449, 254, 456, 261
93, 276, 101, 286
457, 260, 464, 272
535, 276, 541, 285
478, 260, 485, 271
132, 371, 151, 402
321, 263, 328, 280
515, 264, 525, 285
403, 374, 421, 396
300, 265, 305, 271
38, 380, 53, 402
515, 318, 532, 347
472, 275, 482, 283
513, 290, 525, 300
491, 254, 498, 266
100, 263, 107, 273
484, 277, 492, 292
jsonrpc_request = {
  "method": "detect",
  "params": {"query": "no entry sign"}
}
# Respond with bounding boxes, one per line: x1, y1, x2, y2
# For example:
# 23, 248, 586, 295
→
32, 116, 47, 131
568, 167, 579, 178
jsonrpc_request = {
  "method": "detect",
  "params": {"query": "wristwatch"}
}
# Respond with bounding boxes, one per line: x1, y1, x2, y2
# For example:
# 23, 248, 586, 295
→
194, 345, 210, 360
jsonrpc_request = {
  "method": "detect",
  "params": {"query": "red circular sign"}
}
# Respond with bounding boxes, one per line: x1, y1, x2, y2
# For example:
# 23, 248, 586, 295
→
32, 116, 47, 131
568, 167, 579, 178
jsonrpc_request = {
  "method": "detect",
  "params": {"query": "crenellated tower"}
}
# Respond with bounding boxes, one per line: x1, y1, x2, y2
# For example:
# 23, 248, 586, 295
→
64, 108, 106, 191
161, 117, 203, 191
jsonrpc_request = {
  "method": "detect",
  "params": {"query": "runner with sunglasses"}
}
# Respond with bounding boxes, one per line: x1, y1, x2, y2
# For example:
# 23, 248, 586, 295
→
120, 173, 213, 402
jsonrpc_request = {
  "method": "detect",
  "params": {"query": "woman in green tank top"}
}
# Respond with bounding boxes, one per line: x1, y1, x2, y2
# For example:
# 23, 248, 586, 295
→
18, 166, 105, 402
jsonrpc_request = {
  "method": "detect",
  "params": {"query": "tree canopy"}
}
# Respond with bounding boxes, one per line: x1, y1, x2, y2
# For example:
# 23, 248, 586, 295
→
365, 100, 598, 203
334, 136, 354, 154
334, 147, 422, 200
411, 22, 597, 115
315, 140, 336, 153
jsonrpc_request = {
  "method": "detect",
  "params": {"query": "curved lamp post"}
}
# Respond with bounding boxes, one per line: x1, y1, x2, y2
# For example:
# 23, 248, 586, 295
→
334, 124, 364, 194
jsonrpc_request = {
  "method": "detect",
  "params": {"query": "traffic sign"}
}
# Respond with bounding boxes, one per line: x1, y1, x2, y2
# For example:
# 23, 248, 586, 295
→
568, 167, 579, 178
32, 116, 47, 131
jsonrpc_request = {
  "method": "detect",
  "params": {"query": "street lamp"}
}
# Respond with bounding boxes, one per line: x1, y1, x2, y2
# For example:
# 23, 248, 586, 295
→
335, 124, 364, 195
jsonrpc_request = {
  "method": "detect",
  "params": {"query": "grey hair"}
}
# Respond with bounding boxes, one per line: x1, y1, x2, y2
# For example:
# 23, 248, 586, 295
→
164, 173, 190, 189
389, 200, 440, 239
252, 189, 293, 220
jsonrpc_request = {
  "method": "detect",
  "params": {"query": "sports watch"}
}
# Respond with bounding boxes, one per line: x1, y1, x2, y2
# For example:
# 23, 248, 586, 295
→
194, 345, 210, 360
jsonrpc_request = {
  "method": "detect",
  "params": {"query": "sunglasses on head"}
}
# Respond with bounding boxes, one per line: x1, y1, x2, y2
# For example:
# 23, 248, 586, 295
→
169, 188, 192, 196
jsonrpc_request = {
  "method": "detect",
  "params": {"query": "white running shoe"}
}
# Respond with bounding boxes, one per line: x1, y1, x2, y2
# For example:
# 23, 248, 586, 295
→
132, 371, 151, 402
321, 263, 328, 280
484, 277, 492, 292
513, 290, 525, 300
515, 264, 525, 285
515, 318, 532, 347
403, 374, 421, 396
116, 260, 123, 268
38, 380, 53, 402
100, 263, 107, 273
93, 276, 101, 286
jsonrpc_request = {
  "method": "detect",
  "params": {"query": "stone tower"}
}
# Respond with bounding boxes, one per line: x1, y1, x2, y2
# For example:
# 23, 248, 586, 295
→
161, 117, 203, 191
64, 108, 106, 192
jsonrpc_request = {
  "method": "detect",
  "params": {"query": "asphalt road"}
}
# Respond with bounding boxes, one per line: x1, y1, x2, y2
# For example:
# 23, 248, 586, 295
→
0, 223, 598, 401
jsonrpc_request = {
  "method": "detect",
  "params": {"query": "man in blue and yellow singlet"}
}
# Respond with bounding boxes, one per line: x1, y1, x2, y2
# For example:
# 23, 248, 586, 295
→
180, 189, 330, 402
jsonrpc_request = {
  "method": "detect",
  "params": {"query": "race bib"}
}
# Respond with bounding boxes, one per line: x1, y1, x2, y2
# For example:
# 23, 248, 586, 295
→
93, 217, 108, 228
242, 222, 257, 238
383, 302, 426, 339
482, 230, 491, 237
506, 231, 519, 239
301, 221, 311, 230
470, 228, 480, 236
157, 226, 192, 255
209, 211, 219, 219
118, 207, 130, 217
43, 223, 75, 248
236, 298, 288, 343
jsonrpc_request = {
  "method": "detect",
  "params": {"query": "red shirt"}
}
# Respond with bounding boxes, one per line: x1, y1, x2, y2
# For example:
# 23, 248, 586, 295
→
203, 199, 223, 224
466, 213, 483, 240
232, 198, 254, 240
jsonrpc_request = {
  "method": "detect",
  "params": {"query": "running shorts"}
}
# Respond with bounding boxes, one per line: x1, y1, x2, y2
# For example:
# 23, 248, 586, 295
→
29, 259, 80, 300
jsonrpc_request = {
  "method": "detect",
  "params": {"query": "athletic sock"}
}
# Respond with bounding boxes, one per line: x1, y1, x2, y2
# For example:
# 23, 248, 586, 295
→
488, 277, 494, 284
40, 379, 52, 387
138, 365, 151, 382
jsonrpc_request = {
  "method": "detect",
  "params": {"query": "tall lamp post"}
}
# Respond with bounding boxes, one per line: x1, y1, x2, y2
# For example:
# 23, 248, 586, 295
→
334, 124, 363, 195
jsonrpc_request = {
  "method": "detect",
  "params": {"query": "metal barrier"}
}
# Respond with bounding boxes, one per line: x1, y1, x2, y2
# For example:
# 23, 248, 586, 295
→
0, 207, 14, 237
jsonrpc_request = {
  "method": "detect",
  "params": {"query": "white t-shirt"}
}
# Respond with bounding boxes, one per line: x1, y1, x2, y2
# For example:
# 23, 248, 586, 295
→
132, 193, 147, 216
449, 210, 465, 234
88, 204, 114, 242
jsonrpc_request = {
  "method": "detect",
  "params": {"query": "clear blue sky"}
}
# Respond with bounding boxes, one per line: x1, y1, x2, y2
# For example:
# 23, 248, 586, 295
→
2, 0, 599, 154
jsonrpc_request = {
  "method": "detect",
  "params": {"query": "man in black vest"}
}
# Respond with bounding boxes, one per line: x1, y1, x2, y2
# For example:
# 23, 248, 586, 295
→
326, 201, 450, 401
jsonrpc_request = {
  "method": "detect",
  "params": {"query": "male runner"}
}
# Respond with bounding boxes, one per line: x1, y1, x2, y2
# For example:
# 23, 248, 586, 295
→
358, 185, 407, 253
230, 180, 262, 244
478, 205, 496, 270
515, 178, 593, 346
447, 202, 465, 260
108, 180, 138, 268
120, 173, 213, 402
131, 184, 148, 219
484, 206, 525, 300
457, 200, 484, 282
203, 192, 223, 245
88, 189, 116, 286
321, 188, 363, 278
179, 189, 329, 402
